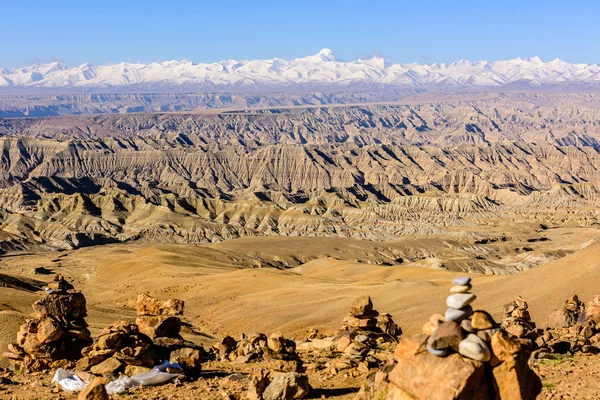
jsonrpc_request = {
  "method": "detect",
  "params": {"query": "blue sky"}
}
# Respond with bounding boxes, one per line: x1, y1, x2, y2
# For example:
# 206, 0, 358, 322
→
3, 0, 600, 68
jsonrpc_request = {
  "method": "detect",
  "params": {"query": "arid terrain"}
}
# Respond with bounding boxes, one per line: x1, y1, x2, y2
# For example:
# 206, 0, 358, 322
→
1, 92, 600, 398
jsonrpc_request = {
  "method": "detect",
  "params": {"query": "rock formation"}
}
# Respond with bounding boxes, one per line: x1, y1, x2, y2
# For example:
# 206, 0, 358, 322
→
3, 275, 92, 371
76, 293, 201, 377
383, 277, 542, 400
502, 296, 539, 340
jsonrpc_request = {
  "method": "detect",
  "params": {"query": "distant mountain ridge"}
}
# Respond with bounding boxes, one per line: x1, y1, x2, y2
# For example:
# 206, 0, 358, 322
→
2, 49, 600, 91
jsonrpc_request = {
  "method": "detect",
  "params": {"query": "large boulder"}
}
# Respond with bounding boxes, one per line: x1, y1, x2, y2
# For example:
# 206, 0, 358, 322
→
136, 293, 184, 316
136, 316, 181, 339
32, 292, 87, 321
388, 335, 489, 400
262, 372, 310, 400
546, 295, 585, 329
490, 331, 541, 400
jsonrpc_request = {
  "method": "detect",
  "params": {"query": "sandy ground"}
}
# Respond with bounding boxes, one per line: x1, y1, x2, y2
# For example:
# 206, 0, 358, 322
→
1, 236, 600, 398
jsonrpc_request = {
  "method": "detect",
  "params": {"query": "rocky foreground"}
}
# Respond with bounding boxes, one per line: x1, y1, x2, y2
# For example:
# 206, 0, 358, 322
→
1, 275, 600, 399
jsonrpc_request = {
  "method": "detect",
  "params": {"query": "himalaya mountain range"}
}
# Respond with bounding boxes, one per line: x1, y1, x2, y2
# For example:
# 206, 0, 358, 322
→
2, 49, 600, 92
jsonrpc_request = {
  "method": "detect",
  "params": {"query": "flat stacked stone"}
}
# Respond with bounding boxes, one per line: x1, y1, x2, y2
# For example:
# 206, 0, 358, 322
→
4, 275, 92, 372
502, 296, 539, 339
331, 296, 402, 373
425, 277, 494, 362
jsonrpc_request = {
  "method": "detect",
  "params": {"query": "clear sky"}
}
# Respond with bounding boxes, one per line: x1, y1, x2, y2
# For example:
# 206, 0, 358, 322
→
3, 0, 600, 68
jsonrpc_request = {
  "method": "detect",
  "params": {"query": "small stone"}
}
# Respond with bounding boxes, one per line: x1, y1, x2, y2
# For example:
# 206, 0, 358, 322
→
458, 334, 491, 362
452, 277, 471, 285
427, 321, 464, 350
477, 330, 491, 342
461, 319, 476, 333
78, 377, 108, 400
450, 285, 472, 293
447, 293, 477, 309
422, 321, 438, 335
471, 310, 497, 330
445, 306, 473, 322
336, 336, 351, 352
426, 345, 448, 357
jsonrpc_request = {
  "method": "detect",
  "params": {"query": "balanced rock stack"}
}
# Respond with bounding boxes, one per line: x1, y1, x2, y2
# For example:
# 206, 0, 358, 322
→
425, 277, 494, 361
4, 275, 92, 372
383, 276, 542, 400
262, 332, 303, 372
135, 293, 203, 376
334, 296, 402, 365
502, 296, 539, 339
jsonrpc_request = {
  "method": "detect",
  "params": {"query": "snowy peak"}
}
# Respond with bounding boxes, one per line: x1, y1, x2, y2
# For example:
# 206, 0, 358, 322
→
1, 51, 600, 91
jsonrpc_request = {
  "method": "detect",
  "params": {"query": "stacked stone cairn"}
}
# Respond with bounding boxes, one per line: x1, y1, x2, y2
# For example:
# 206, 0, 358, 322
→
214, 332, 302, 372
535, 295, 600, 356
382, 276, 542, 400
502, 296, 539, 340
3, 275, 92, 372
76, 293, 202, 378
332, 296, 401, 372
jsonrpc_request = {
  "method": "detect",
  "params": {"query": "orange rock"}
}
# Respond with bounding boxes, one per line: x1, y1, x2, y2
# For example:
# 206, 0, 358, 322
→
78, 377, 108, 400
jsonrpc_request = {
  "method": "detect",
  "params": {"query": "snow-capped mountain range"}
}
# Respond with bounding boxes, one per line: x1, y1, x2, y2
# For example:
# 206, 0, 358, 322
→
2, 49, 600, 91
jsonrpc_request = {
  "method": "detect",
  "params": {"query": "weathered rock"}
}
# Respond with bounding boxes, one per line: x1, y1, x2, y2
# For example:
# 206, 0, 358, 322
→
136, 293, 184, 316
96, 332, 124, 350
32, 292, 87, 321
546, 295, 585, 329
347, 314, 378, 328
350, 296, 373, 317
427, 321, 464, 351
246, 369, 270, 400
136, 316, 181, 339
389, 336, 489, 399
169, 347, 202, 374
37, 318, 63, 344
78, 377, 108, 400
376, 313, 402, 337
262, 372, 310, 400
125, 365, 152, 377
90, 357, 122, 375
471, 310, 497, 330
584, 295, 600, 323
491, 340, 541, 400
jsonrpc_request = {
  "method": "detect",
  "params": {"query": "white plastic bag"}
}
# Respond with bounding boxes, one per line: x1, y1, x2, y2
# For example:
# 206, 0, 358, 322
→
51, 368, 88, 392
105, 375, 137, 395
50, 361, 182, 395
131, 360, 183, 386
